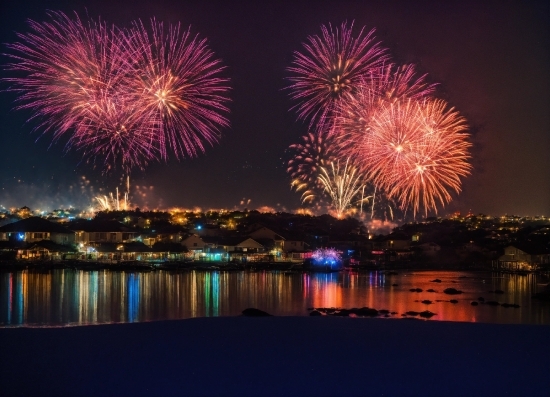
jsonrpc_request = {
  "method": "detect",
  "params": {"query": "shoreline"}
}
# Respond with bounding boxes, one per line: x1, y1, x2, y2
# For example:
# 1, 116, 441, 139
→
0, 259, 544, 275
1, 316, 549, 396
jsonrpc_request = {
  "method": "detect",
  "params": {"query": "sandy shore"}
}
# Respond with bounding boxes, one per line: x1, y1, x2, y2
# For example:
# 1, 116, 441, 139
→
1, 317, 549, 396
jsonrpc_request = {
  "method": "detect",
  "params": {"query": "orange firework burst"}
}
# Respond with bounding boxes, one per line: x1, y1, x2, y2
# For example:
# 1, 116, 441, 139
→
366, 98, 472, 216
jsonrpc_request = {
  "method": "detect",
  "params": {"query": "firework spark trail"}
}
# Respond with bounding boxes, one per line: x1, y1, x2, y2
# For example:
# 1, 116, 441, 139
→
317, 159, 366, 218
94, 176, 131, 211
3, 12, 231, 172
128, 19, 230, 160
287, 21, 388, 130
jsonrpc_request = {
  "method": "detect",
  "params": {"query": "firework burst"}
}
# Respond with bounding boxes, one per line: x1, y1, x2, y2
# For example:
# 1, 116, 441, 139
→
317, 159, 366, 218
287, 23, 471, 219
370, 63, 437, 103
335, 64, 436, 168
127, 19, 230, 160
287, 131, 336, 203
287, 21, 388, 129
367, 98, 472, 216
3, 12, 230, 172
4, 11, 130, 140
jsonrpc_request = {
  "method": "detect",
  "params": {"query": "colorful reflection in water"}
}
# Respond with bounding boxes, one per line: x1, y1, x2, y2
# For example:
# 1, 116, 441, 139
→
0, 269, 548, 326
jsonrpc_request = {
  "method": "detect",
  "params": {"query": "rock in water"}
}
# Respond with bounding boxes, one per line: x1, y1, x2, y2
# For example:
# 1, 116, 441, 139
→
309, 310, 322, 316
354, 307, 379, 317
443, 288, 463, 295
242, 308, 273, 317
419, 311, 436, 318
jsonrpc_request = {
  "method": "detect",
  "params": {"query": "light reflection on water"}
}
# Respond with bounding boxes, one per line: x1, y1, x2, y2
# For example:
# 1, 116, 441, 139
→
0, 269, 548, 327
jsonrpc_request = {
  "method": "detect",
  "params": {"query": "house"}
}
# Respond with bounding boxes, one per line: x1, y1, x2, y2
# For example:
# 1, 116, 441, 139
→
278, 231, 308, 253
417, 242, 441, 257
497, 245, 550, 271
181, 234, 207, 251
226, 237, 270, 262
0, 217, 75, 245
68, 220, 137, 246
248, 226, 284, 246
0, 217, 76, 260
151, 225, 187, 244
248, 227, 308, 256
372, 232, 411, 250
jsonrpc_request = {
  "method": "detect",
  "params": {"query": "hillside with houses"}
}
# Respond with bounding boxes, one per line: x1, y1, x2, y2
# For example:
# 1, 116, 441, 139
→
0, 208, 549, 271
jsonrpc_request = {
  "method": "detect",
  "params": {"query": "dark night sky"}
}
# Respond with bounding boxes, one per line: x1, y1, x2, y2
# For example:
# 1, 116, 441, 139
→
0, 0, 548, 216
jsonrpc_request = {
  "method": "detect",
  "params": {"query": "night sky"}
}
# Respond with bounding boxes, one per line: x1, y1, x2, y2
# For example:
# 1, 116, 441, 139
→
0, 0, 548, 216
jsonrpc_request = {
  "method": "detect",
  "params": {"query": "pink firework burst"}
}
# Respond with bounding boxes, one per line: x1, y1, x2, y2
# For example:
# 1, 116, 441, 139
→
4, 11, 130, 141
127, 19, 231, 160
68, 92, 158, 171
3, 12, 231, 172
287, 21, 388, 129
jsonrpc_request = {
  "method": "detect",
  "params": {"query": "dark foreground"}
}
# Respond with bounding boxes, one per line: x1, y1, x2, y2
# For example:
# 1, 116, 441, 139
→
1, 317, 549, 397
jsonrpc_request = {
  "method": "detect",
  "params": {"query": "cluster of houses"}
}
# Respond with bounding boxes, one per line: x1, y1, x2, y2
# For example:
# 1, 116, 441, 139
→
0, 216, 549, 270
0, 217, 311, 264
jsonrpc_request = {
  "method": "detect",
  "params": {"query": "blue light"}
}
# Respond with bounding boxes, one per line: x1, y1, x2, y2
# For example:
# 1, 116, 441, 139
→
311, 248, 342, 270
197, 225, 202, 230
18, 233, 24, 241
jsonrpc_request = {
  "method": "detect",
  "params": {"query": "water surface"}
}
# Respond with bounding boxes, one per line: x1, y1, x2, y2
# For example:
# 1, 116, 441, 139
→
1, 269, 548, 326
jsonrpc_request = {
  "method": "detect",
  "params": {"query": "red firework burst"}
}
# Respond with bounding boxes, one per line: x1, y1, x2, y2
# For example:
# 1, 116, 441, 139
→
287, 21, 388, 129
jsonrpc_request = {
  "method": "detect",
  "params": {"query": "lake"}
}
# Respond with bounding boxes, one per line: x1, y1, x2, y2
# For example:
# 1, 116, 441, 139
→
1, 269, 549, 326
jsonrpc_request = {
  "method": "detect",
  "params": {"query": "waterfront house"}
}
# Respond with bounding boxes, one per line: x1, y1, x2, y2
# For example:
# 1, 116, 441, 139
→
181, 234, 207, 250
0, 217, 76, 259
497, 244, 550, 271
248, 227, 285, 249
0, 217, 75, 245
68, 219, 137, 246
